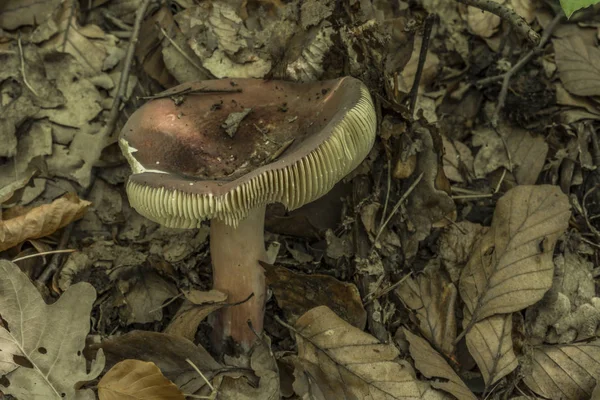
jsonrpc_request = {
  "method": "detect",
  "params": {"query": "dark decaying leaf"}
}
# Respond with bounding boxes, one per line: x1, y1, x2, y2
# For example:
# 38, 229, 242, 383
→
523, 340, 600, 400
264, 263, 366, 328
404, 329, 477, 400
459, 185, 571, 326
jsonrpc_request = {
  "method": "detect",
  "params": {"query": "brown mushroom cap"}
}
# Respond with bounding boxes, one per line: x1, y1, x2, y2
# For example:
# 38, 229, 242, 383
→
120, 77, 376, 227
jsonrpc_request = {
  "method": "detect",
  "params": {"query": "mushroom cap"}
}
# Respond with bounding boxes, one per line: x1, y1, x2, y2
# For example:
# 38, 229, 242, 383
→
120, 77, 376, 227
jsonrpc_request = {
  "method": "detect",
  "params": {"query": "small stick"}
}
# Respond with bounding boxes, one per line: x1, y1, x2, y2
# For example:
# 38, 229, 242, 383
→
184, 358, 217, 400
62, 0, 76, 52
103, 0, 154, 142
138, 87, 242, 101
17, 34, 39, 97
408, 14, 437, 116
13, 249, 75, 263
455, 0, 540, 46
373, 172, 424, 246
363, 272, 413, 305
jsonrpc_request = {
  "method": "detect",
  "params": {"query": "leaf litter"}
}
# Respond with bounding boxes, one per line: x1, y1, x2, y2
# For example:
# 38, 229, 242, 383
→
3, 0, 600, 399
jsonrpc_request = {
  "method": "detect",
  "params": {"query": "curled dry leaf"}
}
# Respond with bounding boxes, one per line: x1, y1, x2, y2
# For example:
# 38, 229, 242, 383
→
263, 262, 366, 328
164, 289, 228, 340
121, 271, 178, 324
523, 340, 600, 400
95, 331, 221, 396
404, 329, 476, 400
554, 35, 600, 97
464, 312, 518, 387
459, 185, 570, 329
0, 260, 105, 399
396, 266, 457, 357
291, 305, 423, 399
98, 359, 184, 400
0, 192, 90, 252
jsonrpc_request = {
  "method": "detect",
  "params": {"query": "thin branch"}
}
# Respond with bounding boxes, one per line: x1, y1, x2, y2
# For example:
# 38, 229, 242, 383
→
17, 34, 39, 97
101, 0, 153, 142
408, 14, 437, 116
156, 23, 214, 79
455, 0, 540, 46
62, 0, 77, 52
13, 249, 75, 263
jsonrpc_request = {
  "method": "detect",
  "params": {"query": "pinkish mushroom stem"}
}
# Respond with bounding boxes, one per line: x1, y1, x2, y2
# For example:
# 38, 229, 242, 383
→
210, 206, 267, 350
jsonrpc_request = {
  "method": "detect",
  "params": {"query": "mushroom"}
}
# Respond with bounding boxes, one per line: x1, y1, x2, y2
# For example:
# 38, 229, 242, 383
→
119, 77, 376, 351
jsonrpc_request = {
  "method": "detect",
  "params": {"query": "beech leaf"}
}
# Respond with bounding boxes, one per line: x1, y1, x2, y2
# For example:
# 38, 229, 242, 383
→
98, 359, 185, 400
0, 192, 91, 251
404, 329, 476, 400
554, 35, 600, 97
0, 260, 104, 399
291, 306, 423, 399
523, 340, 600, 400
459, 185, 570, 325
396, 267, 457, 357
464, 312, 518, 387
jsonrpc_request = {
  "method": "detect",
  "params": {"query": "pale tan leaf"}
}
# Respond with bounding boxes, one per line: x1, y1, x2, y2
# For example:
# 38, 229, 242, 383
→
459, 185, 570, 324
164, 289, 227, 340
554, 35, 600, 97
396, 267, 457, 356
292, 306, 422, 399
0, 0, 62, 30
96, 331, 221, 396
98, 359, 184, 400
0, 193, 90, 251
404, 329, 476, 400
466, 0, 503, 38
464, 312, 518, 386
523, 340, 600, 400
0, 260, 105, 399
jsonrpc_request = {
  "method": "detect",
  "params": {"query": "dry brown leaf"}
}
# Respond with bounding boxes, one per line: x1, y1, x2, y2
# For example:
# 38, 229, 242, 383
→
164, 289, 228, 340
396, 266, 457, 357
465, 0, 503, 38
214, 337, 279, 400
438, 221, 488, 283
0, 260, 105, 399
464, 312, 518, 387
459, 185, 570, 328
404, 329, 476, 400
442, 135, 474, 183
0, 193, 90, 252
473, 125, 548, 184
264, 263, 366, 328
99, 359, 184, 400
41, 0, 108, 74
121, 271, 178, 324
523, 340, 600, 400
0, 0, 62, 30
291, 306, 423, 399
96, 331, 221, 396
554, 35, 600, 97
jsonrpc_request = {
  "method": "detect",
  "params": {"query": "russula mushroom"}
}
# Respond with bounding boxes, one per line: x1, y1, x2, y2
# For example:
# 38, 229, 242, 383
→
119, 77, 376, 351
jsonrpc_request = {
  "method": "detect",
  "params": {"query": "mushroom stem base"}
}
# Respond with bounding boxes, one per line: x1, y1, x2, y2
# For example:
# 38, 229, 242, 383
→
210, 206, 267, 352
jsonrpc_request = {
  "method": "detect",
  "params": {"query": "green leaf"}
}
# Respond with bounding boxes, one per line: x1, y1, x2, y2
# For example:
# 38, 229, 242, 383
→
560, 0, 600, 18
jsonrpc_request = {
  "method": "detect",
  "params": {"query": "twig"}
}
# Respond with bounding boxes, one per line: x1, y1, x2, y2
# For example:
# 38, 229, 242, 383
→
408, 14, 437, 116
184, 358, 217, 400
363, 272, 413, 305
102, 0, 154, 142
373, 172, 424, 245
477, 11, 564, 126
17, 34, 39, 97
13, 249, 75, 263
455, 0, 540, 46
378, 159, 392, 232
36, 223, 75, 284
156, 23, 214, 79
137, 86, 242, 101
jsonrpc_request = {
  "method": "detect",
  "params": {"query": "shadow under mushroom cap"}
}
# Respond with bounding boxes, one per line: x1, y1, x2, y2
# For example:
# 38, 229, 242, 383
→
120, 77, 377, 227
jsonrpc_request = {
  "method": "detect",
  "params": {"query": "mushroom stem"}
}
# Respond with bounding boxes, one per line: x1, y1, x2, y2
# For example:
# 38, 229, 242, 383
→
210, 206, 267, 351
